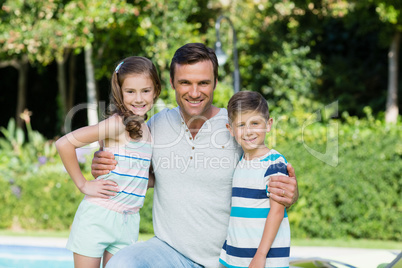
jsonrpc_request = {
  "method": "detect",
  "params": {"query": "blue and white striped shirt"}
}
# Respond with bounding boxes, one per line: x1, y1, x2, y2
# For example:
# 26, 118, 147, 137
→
219, 149, 291, 268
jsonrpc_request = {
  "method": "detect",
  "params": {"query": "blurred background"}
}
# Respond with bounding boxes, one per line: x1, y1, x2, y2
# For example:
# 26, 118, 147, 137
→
0, 0, 401, 250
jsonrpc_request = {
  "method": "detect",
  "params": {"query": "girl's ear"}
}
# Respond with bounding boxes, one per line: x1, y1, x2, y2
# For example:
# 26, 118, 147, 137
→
226, 123, 234, 137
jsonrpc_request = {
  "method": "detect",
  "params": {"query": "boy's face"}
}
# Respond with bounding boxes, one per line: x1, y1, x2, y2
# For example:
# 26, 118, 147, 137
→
226, 111, 273, 155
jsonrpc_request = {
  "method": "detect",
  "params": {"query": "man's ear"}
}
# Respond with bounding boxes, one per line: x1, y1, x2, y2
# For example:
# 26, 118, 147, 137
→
170, 78, 175, 89
226, 123, 234, 137
213, 79, 218, 90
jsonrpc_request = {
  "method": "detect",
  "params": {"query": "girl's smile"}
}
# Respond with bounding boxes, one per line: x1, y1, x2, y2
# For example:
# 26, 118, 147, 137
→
122, 74, 156, 117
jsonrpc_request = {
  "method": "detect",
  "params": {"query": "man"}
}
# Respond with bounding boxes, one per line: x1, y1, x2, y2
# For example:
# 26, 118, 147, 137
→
92, 43, 298, 268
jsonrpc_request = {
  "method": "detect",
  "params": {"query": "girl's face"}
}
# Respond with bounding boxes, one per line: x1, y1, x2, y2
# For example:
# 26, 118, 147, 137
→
121, 74, 156, 116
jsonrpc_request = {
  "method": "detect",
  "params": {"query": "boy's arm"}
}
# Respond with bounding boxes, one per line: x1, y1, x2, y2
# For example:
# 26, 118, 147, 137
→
249, 197, 285, 268
267, 164, 298, 208
56, 117, 120, 197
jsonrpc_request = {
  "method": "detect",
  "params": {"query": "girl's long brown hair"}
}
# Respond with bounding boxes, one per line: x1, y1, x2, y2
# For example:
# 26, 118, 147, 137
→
109, 56, 161, 140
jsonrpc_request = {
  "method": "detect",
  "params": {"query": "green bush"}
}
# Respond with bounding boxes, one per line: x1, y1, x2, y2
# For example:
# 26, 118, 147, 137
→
13, 167, 82, 230
276, 114, 402, 241
0, 115, 401, 240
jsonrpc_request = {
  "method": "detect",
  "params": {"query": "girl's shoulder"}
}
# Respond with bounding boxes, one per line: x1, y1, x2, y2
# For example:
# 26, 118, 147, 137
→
103, 113, 124, 126
101, 114, 126, 135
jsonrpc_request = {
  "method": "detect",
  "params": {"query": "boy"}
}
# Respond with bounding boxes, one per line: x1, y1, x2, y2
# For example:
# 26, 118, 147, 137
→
220, 91, 290, 268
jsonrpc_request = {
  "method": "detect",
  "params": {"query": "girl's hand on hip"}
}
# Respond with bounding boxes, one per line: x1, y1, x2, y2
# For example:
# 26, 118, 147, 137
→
80, 179, 119, 198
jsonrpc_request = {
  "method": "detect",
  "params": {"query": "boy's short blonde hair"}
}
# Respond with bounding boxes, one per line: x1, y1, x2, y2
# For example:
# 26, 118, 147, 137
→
227, 91, 270, 123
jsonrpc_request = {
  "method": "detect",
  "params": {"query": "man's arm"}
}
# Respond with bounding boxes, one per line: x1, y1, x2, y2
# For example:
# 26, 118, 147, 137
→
267, 163, 298, 208
91, 150, 118, 178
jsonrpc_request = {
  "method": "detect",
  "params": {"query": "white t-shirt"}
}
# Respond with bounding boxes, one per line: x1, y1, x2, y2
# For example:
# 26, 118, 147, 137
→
148, 107, 242, 268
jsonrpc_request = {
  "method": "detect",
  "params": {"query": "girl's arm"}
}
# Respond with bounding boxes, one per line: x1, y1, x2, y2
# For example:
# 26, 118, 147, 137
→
249, 195, 285, 268
55, 115, 122, 198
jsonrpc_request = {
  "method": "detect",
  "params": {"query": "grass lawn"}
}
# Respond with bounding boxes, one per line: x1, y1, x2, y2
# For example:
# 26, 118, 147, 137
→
0, 230, 400, 249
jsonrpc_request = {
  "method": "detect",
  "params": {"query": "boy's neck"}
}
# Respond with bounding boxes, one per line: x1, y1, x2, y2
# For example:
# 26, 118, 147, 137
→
243, 146, 270, 160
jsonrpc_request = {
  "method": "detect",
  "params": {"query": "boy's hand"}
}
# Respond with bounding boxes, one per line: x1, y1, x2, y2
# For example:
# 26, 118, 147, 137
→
91, 150, 117, 178
249, 252, 266, 268
267, 163, 298, 208
80, 179, 119, 198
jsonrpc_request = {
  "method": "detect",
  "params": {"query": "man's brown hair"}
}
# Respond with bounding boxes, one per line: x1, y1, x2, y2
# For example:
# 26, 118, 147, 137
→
170, 43, 218, 88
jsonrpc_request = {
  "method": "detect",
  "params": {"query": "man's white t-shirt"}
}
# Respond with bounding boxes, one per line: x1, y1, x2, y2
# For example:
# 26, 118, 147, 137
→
148, 107, 242, 268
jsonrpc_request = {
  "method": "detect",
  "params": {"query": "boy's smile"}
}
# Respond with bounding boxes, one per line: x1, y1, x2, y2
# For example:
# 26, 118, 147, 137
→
227, 111, 273, 160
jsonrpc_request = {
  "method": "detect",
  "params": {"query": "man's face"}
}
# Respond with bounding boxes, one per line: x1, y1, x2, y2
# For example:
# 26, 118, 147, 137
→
170, 60, 217, 122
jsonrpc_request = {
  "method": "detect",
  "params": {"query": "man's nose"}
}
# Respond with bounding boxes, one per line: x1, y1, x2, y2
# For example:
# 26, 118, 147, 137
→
188, 85, 201, 99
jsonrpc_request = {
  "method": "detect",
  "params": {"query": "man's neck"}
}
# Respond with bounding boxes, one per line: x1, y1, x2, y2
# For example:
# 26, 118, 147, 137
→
181, 106, 220, 138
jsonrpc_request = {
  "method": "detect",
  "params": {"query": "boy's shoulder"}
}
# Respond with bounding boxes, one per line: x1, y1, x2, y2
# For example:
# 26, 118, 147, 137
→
261, 149, 289, 177
260, 149, 288, 164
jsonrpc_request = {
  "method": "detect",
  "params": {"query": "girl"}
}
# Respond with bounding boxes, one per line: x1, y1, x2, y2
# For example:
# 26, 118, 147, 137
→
56, 56, 161, 268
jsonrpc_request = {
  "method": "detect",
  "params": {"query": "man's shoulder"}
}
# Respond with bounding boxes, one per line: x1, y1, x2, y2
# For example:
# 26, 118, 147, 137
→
148, 107, 180, 126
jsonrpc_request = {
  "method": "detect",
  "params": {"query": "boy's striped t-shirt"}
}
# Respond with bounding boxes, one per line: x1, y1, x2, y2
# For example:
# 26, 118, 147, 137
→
219, 149, 291, 268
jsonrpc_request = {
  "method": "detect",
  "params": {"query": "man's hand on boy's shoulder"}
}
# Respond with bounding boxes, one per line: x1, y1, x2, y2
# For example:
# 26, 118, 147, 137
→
91, 150, 117, 178
267, 164, 298, 208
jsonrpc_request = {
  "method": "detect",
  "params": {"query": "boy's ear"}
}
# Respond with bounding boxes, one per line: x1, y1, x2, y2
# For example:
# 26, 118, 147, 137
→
226, 123, 234, 137
266, 118, 274, 133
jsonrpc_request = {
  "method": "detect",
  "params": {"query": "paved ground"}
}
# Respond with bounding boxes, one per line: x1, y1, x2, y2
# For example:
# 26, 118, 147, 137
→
0, 236, 400, 268
291, 246, 401, 268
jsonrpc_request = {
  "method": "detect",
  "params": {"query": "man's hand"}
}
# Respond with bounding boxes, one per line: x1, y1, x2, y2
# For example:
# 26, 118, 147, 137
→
267, 163, 298, 208
91, 150, 117, 178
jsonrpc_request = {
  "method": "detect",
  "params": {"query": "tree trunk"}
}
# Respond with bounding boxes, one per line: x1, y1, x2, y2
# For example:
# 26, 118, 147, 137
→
57, 49, 71, 133
84, 45, 98, 125
385, 31, 400, 123
67, 52, 77, 112
57, 59, 67, 119
16, 55, 29, 128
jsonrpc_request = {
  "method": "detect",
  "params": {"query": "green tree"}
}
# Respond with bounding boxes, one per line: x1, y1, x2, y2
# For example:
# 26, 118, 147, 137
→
0, 0, 62, 127
371, 0, 401, 123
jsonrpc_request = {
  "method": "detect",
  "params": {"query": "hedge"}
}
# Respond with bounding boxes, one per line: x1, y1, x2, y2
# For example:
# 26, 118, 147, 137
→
274, 115, 402, 240
0, 116, 401, 240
